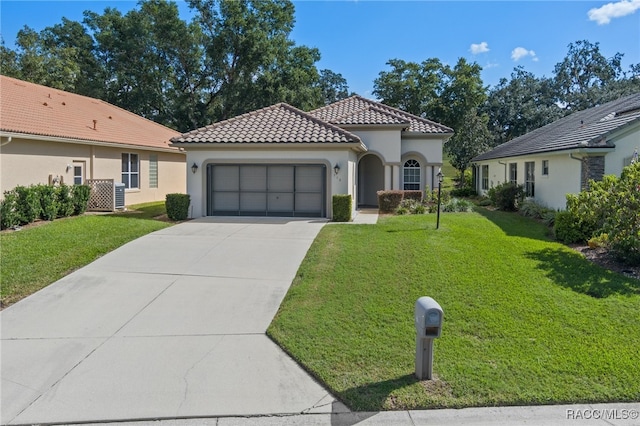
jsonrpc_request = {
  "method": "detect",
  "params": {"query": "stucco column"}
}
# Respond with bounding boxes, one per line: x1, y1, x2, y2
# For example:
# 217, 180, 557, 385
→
392, 165, 400, 190
384, 165, 392, 190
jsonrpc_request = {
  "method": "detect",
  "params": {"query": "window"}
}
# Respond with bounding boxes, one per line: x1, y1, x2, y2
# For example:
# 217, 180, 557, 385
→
525, 161, 535, 197
542, 160, 549, 176
403, 159, 420, 190
509, 163, 517, 184
481, 165, 489, 190
149, 154, 158, 188
73, 162, 84, 185
122, 153, 139, 189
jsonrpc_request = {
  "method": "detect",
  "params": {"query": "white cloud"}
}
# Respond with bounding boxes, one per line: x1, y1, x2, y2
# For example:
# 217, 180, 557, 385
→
484, 62, 499, 69
511, 47, 537, 61
588, 0, 640, 25
470, 42, 490, 54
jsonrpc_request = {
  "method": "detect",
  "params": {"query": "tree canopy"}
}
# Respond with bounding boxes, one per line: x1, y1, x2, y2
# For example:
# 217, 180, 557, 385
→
1, 0, 351, 132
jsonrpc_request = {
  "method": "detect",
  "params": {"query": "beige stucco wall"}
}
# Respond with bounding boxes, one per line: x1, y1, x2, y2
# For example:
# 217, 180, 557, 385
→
0, 136, 186, 205
185, 147, 358, 219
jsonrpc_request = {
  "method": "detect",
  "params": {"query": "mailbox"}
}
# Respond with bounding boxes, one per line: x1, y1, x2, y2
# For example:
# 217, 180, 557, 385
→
415, 296, 443, 338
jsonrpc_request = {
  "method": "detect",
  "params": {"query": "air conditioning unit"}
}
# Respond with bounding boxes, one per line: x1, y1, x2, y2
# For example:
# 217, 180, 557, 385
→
114, 183, 126, 209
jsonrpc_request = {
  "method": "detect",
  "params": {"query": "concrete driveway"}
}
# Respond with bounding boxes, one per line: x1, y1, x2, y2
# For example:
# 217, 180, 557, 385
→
1, 217, 343, 424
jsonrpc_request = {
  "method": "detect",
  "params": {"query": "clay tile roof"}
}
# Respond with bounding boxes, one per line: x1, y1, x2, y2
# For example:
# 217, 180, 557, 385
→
472, 92, 640, 161
0, 75, 181, 151
310, 95, 453, 134
171, 103, 365, 147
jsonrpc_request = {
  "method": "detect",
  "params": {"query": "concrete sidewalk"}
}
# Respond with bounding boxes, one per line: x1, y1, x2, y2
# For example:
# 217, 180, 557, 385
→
1, 217, 342, 425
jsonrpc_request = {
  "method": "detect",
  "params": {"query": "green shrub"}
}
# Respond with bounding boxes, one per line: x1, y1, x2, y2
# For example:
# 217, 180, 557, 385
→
565, 175, 616, 240
14, 185, 41, 224
542, 210, 557, 227
450, 187, 477, 197
166, 193, 190, 221
0, 190, 20, 229
476, 197, 492, 207
603, 163, 640, 264
489, 182, 524, 211
588, 233, 609, 249
72, 185, 91, 215
442, 197, 474, 213
377, 191, 404, 213
332, 194, 352, 222
396, 199, 427, 215
55, 185, 75, 218
36, 184, 58, 221
554, 211, 589, 244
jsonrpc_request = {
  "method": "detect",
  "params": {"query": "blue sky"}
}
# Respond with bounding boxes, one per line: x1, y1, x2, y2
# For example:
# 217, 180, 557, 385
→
1, 1, 639, 97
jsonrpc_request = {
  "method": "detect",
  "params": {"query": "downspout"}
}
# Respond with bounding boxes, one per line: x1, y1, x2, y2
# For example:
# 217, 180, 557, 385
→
0, 136, 13, 147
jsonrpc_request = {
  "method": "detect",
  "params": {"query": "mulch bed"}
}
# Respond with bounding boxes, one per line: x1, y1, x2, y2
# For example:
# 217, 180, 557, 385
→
572, 245, 640, 280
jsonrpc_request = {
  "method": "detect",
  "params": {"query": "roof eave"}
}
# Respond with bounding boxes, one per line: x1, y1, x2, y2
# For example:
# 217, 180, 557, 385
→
170, 140, 368, 153
403, 131, 454, 140
0, 130, 183, 153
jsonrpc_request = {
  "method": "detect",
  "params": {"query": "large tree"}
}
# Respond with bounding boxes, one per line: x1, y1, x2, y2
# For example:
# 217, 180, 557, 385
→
372, 58, 444, 120
485, 67, 562, 147
2, 0, 343, 131
317, 69, 350, 105
553, 40, 624, 111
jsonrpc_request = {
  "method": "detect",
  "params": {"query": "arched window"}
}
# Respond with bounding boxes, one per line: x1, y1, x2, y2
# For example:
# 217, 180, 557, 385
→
403, 159, 420, 190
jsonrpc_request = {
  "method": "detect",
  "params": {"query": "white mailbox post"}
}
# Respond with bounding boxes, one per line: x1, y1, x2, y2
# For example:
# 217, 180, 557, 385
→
414, 296, 443, 380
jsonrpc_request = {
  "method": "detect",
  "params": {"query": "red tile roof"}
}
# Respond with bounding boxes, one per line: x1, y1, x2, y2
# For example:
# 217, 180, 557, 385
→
0, 75, 181, 151
171, 103, 366, 149
310, 95, 453, 134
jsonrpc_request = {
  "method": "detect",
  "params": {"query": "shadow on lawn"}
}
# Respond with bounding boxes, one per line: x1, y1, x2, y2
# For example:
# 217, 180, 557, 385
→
525, 247, 640, 298
474, 207, 552, 242
339, 374, 419, 412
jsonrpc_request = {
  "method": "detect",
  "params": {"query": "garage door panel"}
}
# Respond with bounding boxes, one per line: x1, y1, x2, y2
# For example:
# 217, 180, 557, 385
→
296, 166, 323, 191
268, 166, 294, 192
212, 192, 239, 211
295, 193, 323, 213
240, 192, 267, 212
213, 166, 239, 191
268, 193, 294, 212
240, 166, 267, 191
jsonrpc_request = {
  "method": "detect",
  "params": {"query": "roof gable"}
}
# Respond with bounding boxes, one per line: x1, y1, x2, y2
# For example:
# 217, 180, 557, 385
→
474, 92, 640, 161
0, 75, 181, 151
310, 95, 453, 134
170, 103, 364, 147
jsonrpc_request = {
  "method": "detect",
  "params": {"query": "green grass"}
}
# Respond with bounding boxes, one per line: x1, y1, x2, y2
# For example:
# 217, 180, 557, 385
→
0, 202, 171, 307
268, 210, 640, 411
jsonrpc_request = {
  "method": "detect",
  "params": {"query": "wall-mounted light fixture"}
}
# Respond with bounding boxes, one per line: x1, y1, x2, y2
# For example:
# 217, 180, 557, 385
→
66, 164, 72, 172
191, 162, 199, 174
333, 163, 340, 175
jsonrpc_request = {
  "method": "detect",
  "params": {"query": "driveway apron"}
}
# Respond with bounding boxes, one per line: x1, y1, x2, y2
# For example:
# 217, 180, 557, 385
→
1, 217, 341, 424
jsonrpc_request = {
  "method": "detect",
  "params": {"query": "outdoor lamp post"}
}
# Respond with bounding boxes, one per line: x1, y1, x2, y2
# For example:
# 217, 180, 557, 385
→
436, 169, 443, 229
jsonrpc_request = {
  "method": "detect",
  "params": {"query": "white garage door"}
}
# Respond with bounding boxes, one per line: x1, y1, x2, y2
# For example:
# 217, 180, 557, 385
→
207, 164, 326, 217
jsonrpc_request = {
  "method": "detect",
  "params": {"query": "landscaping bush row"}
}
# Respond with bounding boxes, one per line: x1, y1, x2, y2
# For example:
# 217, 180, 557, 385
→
1, 184, 90, 230
376, 190, 429, 213
554, 163, 640, 265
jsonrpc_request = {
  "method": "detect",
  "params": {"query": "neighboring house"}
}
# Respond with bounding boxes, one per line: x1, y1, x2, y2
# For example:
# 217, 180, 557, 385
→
0, 75, 185, 208
170, 95, 452, 219
472, 92, 640, 210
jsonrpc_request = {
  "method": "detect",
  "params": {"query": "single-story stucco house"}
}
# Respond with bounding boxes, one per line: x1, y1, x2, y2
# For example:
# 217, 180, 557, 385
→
0, 75, 186, 208
170, 95, 453, 219
472, 92, 640, 210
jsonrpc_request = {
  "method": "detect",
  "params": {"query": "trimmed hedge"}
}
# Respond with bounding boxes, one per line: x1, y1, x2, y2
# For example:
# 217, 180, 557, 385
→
450, 187, 477, 197
165, 193, 190, 221
377, 191, 404, 213
0, 184, 91, 230
488, 182, 524, 211
402, 191, 423, 202
332, 194, 352, 222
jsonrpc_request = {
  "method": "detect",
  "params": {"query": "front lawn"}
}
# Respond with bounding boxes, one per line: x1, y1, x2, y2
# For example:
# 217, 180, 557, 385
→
268, 210, 640, 410
0, 202, 171, 307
